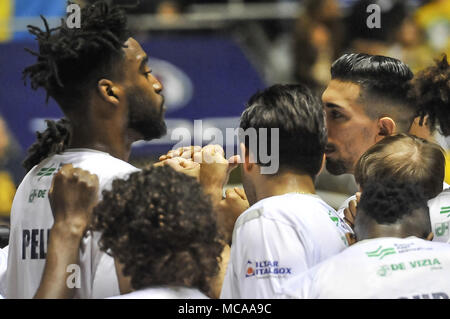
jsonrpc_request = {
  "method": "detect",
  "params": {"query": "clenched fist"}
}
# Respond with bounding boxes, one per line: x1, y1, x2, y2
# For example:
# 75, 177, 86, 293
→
48, 164, 99, 236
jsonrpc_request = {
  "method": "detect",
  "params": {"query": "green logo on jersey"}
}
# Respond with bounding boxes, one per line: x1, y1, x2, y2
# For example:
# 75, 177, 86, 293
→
37, 165, 57, 180
435, 222, 449, 237
377, 265, 391, 277
28, 189, 48, 203
327, 211, 340, 227
440, 206, 450, 217
366, 246, 397, 260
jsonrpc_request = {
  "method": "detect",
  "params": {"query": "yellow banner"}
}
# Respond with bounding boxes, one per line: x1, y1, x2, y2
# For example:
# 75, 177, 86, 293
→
0, 0, 13, 42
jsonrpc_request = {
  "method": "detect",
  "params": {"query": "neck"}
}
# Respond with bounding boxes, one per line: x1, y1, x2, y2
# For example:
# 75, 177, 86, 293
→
68, 117, 132, 162
359, 224, 410, 241
255, 171, 316, 202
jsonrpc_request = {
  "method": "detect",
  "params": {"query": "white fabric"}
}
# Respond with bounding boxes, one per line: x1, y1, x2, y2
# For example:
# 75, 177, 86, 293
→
6, 149, 139, 299
428, 189, 450, 243
281, 236, 450, 299
109, 286, 209, 299
220, 193, 351, 299
337, 195, 356, 220
0, 246, 8, 299
337, 182, 450, 228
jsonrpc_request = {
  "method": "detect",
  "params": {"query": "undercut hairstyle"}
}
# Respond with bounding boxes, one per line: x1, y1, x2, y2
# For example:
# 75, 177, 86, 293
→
331, 53, 415, 132
409, 54, 450, 136
92, 166, 224, 296
22, 1, 130, 109
239, 84, 327, 177
356, 179, 431, 239
355, 134, 445, 199
23, 118, 71, 172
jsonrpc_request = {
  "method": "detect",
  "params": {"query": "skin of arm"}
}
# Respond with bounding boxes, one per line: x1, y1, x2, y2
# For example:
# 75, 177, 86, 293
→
34, 164, 99, 299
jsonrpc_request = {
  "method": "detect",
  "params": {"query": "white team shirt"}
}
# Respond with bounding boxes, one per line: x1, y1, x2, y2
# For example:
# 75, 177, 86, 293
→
281, 236, 450, 299
220, 193, 351, 299
6, 149, 139, 299
109, 286, 208, 299
428, 189, 450, 243
338, 184, 450, 242
0, 246, 7, 299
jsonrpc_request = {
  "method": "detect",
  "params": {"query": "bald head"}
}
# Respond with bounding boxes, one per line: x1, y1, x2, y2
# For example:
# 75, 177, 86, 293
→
355, 133, 445, 199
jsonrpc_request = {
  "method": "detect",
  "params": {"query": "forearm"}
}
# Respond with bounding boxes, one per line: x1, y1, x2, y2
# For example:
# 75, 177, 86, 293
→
203, 185, 223, 206
209, 244, 230, 299
34, 222, 84, 299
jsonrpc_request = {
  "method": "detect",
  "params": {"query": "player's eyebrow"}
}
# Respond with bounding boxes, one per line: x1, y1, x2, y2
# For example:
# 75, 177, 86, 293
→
324, 102, 344, 109
139, 55, 149, 70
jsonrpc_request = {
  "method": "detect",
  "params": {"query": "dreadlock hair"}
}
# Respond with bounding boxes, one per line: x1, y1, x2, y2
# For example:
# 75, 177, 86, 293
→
409, 54, 450, 137
23, 118, 71, 172
22, 1, 130, 109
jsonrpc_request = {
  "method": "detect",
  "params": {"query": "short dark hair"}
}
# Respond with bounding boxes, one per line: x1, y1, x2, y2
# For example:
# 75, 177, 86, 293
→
355, 133, 445, 199
22, 1, 130, 109
23, 118, 71, 172
92, 166, 224, 296
331, 53, 415, 132
239, 84, 327, 177
356, 179, 431, 238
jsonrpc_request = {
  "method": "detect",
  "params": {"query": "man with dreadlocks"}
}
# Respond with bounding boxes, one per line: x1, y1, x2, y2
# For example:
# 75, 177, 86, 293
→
6, 1, 166, 298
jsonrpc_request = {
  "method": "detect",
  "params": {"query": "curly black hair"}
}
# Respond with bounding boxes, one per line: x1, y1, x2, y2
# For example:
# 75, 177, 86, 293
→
22, 118, 71, 172
409, 54, 450, 136
22, 1, 130, 106
92, 166, 225, 296
358, 179, 429, 226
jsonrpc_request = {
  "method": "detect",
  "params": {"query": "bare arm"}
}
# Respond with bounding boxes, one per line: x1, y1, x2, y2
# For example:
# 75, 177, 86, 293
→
34, 164, 99, 299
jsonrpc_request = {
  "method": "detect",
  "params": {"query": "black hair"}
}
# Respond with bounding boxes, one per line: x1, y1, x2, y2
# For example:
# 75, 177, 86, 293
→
331, 53, 416, 131
409, 54, 450, 136
22, 1, 130, 108
23, 118, 71, 172
92, 166, 224, 296
331, 53, 450, 136
331, 53, 414, 102
357, 179, 431, 236
239, 84, 327, 177
355, 133, 445, 200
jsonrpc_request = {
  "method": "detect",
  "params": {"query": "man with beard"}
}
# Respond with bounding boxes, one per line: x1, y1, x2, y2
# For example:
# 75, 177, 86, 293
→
323, 53, 449, 177
6, 1, 166, 298
321, 53, 449, 218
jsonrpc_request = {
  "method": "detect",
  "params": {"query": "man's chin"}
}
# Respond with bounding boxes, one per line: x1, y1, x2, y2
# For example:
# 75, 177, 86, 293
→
325, 157, 351, 175
142, 122, 167, 141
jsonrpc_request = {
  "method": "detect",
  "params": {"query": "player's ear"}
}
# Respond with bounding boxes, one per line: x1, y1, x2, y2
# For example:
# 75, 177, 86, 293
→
97, 79, 122, 105
375, 117, 396, 142
345, 232, 357, 246
426, 232, 434, 241
240, 142, 253, 173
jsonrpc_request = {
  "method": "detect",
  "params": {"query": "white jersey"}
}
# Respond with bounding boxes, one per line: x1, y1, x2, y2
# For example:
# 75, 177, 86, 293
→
6, 149, 139, 299
0, 246, 7, 299
281, 237, 450, 299
109, 286, 208, 299
220, 193, 351, 299
338, 185, 450, 242
428, 189, 450, 243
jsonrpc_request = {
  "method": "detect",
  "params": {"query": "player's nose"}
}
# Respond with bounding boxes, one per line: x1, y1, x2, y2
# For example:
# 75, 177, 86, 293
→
152, 77, 163, 93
